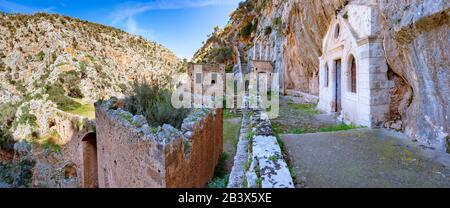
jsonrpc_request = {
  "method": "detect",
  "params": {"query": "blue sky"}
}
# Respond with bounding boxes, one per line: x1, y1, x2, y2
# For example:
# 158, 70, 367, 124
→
0, 0, 240, 59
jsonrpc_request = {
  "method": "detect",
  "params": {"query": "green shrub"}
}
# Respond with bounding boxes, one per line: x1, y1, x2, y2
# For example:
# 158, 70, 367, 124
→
11, 80, 26, 94
264, 26, 272, 36
244, 159, 252, 171
124, 81, 189, 129
51, 52, 58, 64
343, 11, 349, 19
273, 17, 283, 34
0, 128, 15, 150
79, 62, 87, 79
67, 86, 84, 99
225, 64, 234, 73
57, 71, 84, 99
212, 47, 234, 64
0, 159, 35, 187
214, 153, 229, 178
0, 103, 18, 127
268, 155, 279, 162
207, 153, 230, 188
45, 84, 82, 111
36, 51, 45, 61
207, 175, 229, 188
16, 105, 37, 127
40, 131, 62, 154
240, 21, 256, 38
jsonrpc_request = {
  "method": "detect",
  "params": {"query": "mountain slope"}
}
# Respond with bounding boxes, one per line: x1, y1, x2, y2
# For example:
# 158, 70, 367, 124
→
0, 12, 182, 137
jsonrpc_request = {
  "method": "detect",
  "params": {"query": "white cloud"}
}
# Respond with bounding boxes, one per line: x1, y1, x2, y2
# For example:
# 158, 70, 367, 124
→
110, 0, 240, 39
125, 15, 156, 40
0, 1, 56, 14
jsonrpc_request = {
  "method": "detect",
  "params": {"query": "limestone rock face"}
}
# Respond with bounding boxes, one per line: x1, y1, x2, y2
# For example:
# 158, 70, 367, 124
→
241, 0, 344, 94
379, 0, 450, 148
195, 0, 449, 148
280, 0, 343, 95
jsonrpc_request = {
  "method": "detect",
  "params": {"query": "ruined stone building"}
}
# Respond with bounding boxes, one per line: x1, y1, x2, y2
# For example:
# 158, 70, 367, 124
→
187, 64, 226, 107
317, 3, 389, 128
248, 60, 274, 93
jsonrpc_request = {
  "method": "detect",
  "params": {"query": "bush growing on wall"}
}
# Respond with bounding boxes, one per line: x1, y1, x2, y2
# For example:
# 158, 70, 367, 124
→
240, 20, 257, 39
273, 17, 283, 34
124, 81, 189, 129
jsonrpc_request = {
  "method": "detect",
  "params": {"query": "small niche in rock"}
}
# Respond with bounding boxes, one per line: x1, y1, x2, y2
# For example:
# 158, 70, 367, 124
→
48, 119, 56, 128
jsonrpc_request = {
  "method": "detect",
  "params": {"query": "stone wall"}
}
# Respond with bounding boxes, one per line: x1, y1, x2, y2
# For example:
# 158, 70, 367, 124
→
164, 108, 223, 188
95, 106, 165, 188
95, 101, 223, 188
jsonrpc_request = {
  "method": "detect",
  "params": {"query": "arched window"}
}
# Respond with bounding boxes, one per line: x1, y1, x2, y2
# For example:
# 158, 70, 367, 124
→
324, 63, 329, 87
349, 55, 357, 93
211, 73, 217, 85
334, 24, 340, 39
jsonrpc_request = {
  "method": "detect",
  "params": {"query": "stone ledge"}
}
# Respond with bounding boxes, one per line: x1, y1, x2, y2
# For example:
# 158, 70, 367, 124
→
244, 111, 294, 188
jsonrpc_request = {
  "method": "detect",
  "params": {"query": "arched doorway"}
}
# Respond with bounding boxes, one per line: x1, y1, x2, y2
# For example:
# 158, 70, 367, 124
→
82, 132, 98, 188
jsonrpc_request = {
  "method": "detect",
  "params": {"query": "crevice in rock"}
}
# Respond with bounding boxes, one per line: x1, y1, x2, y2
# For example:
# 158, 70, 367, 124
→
385, 65, 413, 132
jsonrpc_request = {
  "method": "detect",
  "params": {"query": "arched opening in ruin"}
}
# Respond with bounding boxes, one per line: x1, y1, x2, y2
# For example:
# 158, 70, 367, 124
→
348, 54, 357, 93
82, 132, 98, 188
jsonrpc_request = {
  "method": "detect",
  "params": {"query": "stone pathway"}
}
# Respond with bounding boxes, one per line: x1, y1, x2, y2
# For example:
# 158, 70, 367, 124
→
282, 129, 450, 188
271, 96, 338, 134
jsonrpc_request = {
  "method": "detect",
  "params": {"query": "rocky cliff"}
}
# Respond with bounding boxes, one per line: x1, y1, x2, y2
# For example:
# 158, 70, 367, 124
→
0, 12, 182, 187
379, 0, 449, 148
0, 12, 182, 136
194, 0, 449, 149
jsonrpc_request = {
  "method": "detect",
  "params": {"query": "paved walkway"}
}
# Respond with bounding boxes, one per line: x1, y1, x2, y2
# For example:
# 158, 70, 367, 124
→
271, 96, 338, 134
282, 129, 450, 188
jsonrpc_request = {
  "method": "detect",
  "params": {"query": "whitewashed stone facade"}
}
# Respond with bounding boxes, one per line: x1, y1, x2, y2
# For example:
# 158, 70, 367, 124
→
318, 2, 390, 128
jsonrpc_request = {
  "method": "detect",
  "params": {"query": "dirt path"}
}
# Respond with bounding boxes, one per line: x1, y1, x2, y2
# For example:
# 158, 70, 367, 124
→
282, 129, 450, 188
